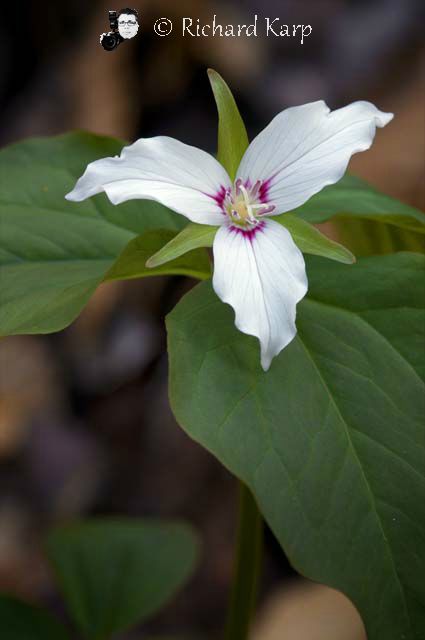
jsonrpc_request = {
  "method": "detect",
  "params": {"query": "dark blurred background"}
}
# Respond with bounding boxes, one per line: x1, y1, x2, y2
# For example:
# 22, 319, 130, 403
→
0, 1, 424, 638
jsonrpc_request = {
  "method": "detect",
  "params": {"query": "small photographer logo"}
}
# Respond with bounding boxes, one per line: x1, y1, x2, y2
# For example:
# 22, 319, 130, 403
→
100, 7, 139, 51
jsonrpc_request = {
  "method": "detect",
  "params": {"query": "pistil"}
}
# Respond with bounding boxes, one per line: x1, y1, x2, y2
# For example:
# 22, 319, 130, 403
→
223, 179, 275, 228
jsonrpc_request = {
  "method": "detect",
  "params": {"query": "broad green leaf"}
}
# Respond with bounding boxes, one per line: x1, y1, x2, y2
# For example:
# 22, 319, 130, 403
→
0, 595, 71, 640
0, 133, 192, 337
334, 217, 425, 257
45, 518, 200, 640
208, 69, 249, 178
166, 252, 425, 640
275, 213, 355, 264
147, 215, 354, 270
294, 174, 425, 233
302, 252, 425, 383
106, 229, 211, 281
146, 223, 217, 269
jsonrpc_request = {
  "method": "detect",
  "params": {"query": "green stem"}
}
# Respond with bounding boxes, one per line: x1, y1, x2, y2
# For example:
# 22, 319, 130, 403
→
225, 481, 263, 640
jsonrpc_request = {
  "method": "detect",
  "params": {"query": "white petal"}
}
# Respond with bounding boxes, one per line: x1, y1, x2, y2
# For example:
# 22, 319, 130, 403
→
237, 100, 393, 214
212, 219, 308, 371
66, 136, 231, 226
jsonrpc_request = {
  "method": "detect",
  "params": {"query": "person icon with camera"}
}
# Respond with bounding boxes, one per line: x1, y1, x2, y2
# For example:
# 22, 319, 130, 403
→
100, 8, 139, 51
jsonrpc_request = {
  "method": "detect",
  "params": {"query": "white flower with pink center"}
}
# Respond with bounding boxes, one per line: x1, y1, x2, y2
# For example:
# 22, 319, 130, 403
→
66, 100, 393, 370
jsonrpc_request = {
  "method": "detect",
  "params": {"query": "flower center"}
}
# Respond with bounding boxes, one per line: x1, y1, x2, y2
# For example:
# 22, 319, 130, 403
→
223, 179, 275, 228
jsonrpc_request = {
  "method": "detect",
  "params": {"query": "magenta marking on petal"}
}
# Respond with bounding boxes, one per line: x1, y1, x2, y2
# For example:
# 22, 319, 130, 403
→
259, 177, 273, 203
229, 220, 266, 243
205, 185, 229, 213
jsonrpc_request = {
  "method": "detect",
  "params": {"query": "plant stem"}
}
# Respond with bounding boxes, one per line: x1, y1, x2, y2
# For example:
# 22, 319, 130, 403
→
225, 481, 263, 640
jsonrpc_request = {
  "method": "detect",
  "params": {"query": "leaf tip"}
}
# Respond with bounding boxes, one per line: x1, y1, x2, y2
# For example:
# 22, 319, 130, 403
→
345, 250, 357, 265
145, 256, 157, 269
207, 68, 223, 91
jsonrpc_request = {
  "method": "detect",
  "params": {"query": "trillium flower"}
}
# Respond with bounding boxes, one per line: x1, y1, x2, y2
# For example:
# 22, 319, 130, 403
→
66, 100, 393, 371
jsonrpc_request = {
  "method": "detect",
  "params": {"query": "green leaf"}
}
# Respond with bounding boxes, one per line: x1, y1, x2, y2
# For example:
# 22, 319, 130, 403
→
333, 218, 425, 257
106, 229, 211, 281
45, 518, 200, 640
0, 595, 71, 640
302, 252, 425, 383
146, 223, 217, 269
207, 69, 249, 179
294, 174, 425, 233
166, 252, 425, 640
275, 213, 355, 264
0, 132, 191, 337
